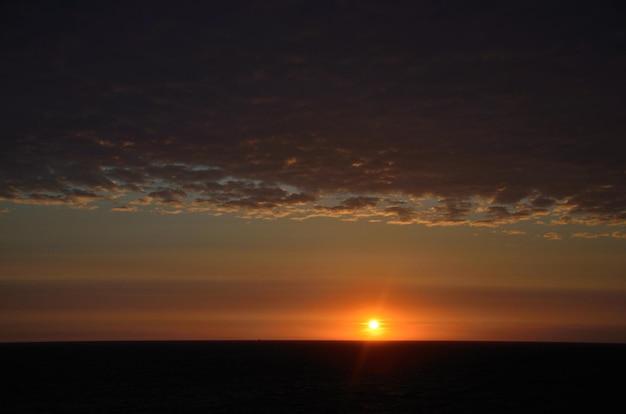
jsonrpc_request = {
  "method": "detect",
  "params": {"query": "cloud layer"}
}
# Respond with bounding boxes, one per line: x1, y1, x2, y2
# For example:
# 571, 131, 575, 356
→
2, 1, 625, 227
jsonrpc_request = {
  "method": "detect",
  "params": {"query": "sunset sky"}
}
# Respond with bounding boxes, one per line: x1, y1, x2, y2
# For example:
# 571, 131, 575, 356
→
1, 0, 625, 343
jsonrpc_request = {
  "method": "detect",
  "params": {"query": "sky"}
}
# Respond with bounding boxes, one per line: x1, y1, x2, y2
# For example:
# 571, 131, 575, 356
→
1, 0, 625, 343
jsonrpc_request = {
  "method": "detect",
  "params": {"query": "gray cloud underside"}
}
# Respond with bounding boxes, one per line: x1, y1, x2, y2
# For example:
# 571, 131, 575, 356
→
1, 1, 625, 226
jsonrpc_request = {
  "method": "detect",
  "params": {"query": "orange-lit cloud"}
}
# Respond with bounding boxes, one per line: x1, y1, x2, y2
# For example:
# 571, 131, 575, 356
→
543, 232, 563, 241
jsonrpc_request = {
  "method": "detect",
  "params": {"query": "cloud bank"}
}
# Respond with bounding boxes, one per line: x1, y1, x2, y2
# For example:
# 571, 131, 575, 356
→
1, 1, 625, 227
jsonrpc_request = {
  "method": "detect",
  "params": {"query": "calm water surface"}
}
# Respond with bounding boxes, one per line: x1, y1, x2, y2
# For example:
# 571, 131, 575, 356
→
3, 341, 625, 413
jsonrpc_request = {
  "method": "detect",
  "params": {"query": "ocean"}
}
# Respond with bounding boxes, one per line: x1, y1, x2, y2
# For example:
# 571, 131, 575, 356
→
3, 341, 625, 413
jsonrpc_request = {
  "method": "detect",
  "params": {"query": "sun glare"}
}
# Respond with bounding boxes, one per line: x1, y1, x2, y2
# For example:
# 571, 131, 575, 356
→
363, 318, 385, 338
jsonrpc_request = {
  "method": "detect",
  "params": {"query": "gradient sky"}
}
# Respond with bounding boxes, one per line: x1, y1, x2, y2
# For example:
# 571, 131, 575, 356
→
1, 0, 625, 343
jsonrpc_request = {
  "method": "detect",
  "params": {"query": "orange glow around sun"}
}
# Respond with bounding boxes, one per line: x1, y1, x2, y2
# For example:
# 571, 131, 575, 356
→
363, 318, 386, 339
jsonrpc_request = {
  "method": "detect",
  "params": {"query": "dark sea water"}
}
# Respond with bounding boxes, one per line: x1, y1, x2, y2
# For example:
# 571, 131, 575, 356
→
3, 341, 625, 413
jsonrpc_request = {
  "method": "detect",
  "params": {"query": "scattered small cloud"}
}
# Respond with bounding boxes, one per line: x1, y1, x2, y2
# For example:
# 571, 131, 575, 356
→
110, 206, 138, 213
544, 232, 563, 241
573, 231, 626, 239
502, 230, 526, 235
612, 231, 626, 239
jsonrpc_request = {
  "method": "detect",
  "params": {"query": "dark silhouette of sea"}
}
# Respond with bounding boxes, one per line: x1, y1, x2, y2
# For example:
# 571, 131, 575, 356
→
3, 341, 625, 413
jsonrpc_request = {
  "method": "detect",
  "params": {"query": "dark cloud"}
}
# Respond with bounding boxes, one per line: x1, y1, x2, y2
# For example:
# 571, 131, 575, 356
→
320, 196, 380, 211
1, 1, 625, 227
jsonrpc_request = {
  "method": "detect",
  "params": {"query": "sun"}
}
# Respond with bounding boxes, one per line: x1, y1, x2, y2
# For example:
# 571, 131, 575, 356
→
360, 317, 386, 338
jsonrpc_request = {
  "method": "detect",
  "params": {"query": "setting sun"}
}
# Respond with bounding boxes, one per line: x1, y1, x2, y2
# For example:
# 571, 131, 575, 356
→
363, 318, 385, 338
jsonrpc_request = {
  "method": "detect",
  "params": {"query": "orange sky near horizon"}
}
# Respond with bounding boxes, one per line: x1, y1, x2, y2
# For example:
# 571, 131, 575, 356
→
2, 209, 625, 343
